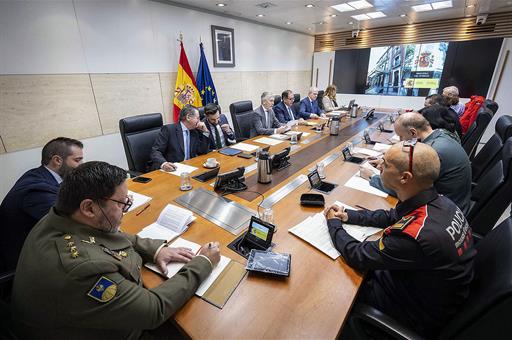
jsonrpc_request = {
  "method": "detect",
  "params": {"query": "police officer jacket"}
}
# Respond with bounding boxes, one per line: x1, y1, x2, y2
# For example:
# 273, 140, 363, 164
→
12, 208, 213, 340
327, 189, 475, 336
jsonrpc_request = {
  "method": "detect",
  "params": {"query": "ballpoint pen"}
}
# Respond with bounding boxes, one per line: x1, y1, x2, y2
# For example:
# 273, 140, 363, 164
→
136, 204, 150, 216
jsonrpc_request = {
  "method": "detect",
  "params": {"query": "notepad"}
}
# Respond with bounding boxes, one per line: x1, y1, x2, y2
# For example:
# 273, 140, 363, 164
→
270, 134, 290, 140
254, 137, 284, 146
230, 142, 260, 152
160, 163, 198, 176
127, 190, 151, 213
344, 172, 388, 198
137, 204, 196, 241
285, 131, 310, 137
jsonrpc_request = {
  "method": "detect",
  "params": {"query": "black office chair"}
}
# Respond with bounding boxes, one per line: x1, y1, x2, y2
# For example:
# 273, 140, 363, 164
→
467, 137, 512, 236
0, 271, 16, 339
317, 90, 325, 110
472, 115, 512, 183
119, 113, 163, 176
484, 99, 499, 115
274, 95, 282, 106
229, 100, 254, 140
293, 93, 300, 103
346, 215, 512, 340
462, 107, 494, 160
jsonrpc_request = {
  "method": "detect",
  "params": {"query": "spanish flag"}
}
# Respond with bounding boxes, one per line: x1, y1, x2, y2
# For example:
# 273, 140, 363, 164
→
173, 41, 202, 122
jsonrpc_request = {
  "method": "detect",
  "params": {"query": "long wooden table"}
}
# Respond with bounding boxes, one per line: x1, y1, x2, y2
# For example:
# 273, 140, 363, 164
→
122, 113, 397, 339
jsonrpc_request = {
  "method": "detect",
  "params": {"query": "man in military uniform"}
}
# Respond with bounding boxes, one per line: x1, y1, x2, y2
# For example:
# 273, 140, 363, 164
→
11, 161, 220, 339
325, 142, 475, 337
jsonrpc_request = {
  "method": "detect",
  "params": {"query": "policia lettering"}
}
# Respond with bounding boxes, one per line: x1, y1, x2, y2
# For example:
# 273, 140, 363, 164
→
445, 208, 472, 256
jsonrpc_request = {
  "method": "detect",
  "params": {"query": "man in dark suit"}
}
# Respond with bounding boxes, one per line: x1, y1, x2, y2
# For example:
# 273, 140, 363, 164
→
0, 137, 84, 271
203, 103, 236, 149
274, 90, 302, 123
299, 86, 326, 119
251, 92, 288, 136
150, 105, 210, 171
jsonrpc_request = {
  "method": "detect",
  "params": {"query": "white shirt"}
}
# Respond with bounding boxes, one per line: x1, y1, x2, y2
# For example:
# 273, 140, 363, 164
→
44, 166, 63, 184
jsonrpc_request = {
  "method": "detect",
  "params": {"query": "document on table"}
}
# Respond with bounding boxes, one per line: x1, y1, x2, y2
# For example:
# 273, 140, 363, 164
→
333, 202, 382, 241
160, 163, 198, 176
254, 137, 284, 146
352, 147, 381, 158
360, 161, 380, 176
137, 204, 196, 241
127, 190, 151, 212
270, 134, 290, 140
285, 131, 310, 137
373, 143, 392, 152
230, 142, 260, 152
344, 172, 388, 198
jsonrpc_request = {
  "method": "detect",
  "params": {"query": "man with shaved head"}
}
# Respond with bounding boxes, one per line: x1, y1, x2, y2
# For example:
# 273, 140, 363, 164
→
325, 142, 475, 337
360, 112, 471, 214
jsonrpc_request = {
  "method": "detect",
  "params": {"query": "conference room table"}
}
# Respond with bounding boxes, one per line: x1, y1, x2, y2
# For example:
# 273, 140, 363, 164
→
122, 111, 398, 339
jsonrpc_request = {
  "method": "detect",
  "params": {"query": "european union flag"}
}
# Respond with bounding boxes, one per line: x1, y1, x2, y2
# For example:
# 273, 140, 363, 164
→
196, 43, 219, 106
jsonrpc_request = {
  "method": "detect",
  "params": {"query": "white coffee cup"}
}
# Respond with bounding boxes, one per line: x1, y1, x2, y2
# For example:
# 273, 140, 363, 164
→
206, 157, 217, 167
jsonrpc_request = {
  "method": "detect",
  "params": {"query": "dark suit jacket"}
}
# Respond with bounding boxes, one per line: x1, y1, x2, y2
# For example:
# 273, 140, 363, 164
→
274, 101, 298, 123
251, 105, 282, 136
203, 114, 236, 149
0, 165, 60, 271
149, 123, 210, 170
299, 97, 322, 119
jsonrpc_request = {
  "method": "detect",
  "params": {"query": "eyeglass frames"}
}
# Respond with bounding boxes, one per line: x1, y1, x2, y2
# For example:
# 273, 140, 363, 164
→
104, 195, 133, 213
402, 139, 417, 174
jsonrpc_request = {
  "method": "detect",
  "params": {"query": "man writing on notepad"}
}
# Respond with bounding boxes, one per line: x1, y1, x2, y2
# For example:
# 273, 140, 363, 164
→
12, 161, 220, 339
325, 142, 475, 338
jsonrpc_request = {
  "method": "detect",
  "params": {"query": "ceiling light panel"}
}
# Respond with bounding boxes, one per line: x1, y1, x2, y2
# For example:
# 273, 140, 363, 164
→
412, 4, 433, 12
367, 11, 386, 18
351, 14, 371, 20
331, 3, 355, 12
431, 0, 453, 9
348, 0, 374, 9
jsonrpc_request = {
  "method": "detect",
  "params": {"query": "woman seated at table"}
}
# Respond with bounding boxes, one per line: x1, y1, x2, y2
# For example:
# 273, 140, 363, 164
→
322, 84, 341, 113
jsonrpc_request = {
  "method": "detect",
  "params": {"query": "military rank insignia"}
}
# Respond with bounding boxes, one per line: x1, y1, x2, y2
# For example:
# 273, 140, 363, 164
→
87, 276, 117, 303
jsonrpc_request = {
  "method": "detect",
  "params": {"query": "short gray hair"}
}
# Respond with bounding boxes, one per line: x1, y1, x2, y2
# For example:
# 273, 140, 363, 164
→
308, 86, 319, 94
261, 91, 274, 104
179, 104, 198, 121
443, 86, 459, 97
396, 112, 431, 132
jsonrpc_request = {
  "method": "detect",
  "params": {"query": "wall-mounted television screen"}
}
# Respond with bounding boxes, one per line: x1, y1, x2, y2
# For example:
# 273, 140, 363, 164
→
365, 42, 449, 97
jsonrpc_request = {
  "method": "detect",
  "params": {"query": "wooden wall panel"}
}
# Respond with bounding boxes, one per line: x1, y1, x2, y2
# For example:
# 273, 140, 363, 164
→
315, 11, 512, 52
0, 74, 101, 151
91, 73, 164, 134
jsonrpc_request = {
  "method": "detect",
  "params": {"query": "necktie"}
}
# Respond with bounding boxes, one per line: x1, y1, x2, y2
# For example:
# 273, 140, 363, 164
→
287, 107, 294, 120
265, 110, 270, 128
214, 125, 223, 149
184, 129, 190, 160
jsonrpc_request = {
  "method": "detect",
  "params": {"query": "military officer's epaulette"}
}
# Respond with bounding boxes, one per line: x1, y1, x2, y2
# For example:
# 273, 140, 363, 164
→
384, 215, 416, 235
56, 234, 90, 271
384, 206, 428, 240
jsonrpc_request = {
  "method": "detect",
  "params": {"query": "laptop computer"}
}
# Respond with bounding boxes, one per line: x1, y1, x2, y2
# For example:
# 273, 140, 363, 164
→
340, 99, 355, 111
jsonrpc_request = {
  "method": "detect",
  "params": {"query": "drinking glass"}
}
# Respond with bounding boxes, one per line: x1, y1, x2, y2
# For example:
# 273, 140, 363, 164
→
180, 172, 192, 191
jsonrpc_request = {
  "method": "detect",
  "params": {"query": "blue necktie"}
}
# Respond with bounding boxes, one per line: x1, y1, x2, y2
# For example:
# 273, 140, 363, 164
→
184, 129, 190, 160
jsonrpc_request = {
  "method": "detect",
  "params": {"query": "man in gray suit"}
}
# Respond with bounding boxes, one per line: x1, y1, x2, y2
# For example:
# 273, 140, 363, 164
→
251, 92, 289, 136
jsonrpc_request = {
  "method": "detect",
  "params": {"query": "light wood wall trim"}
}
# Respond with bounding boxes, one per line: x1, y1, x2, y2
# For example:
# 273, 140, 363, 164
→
315, 12, 512, 52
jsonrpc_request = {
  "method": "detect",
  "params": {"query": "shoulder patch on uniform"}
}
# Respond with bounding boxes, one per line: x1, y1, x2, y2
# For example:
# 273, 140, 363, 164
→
388, 215, 416, 231
87, 276, 117, 303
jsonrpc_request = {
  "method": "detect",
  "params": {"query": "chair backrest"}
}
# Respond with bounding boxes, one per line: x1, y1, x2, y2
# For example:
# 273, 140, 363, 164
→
274, 95, 282, 106
119, 113, 163, 174
484, 99, 499, 115
462, 107, 494, 159
292, 101, 301, 115
317, 90, 325, 110
441, 217, 512, 339
468, 137, 512, 235
229, 100, 253, 139
293, 93, 300, 103
472, 115, 512, 182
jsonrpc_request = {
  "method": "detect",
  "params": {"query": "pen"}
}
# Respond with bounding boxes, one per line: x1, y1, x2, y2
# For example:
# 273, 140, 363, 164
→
355, 204, 371, 211
136, 204, 150, 216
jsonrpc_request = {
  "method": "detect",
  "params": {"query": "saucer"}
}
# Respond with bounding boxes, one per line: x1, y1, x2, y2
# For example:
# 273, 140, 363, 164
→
203, 162, 219, 169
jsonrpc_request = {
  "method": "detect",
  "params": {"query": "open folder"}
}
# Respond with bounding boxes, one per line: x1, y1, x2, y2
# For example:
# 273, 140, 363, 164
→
144, 237, 246, 309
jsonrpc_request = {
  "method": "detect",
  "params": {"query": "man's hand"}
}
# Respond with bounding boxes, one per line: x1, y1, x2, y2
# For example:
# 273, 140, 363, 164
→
221, 124, 232, 133
310, 113, 319, 119
161, 162, 177, 172
196, 121, 208, 133
156, 247, 195, 276
368, 157, 384, 170
320, 113, 327, 118
324, 204, 349, 222
198, 241, 221, 267
276, 126, 288, 134
359, 167, 375, 181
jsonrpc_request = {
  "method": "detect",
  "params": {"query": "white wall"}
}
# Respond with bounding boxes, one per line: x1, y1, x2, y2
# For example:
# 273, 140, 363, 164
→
312, 51, 334, 90
335, 93, 469, 111
0, 0, 314, 200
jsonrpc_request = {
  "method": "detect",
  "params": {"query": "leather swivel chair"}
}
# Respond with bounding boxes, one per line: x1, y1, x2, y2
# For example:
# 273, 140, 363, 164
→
273, 95, 282, 106
119, 113, 163, 176
229, 100, 255, 140
293, 93, 300, 103
472, 115, 512, 183
468, 137, 512, 236
346, 216, 512, 340
462, 107, 494, 160
484, 99, 499, 115
317, 90, 325, 110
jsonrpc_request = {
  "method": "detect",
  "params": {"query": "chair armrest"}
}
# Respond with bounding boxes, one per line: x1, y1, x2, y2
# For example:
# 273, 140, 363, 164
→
349, 303, 424, 340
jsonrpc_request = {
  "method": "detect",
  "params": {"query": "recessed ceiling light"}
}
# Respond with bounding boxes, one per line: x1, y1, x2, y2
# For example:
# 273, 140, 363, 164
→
412, 4, 433, 12
351, 13, 370, 20
285, 21, 292, 24
348, 0, 374, 9
367, 11, 386, 18
331, 3, 354, 12
330, 14, 338, 17
400, 14, 407, 17
256, 14, 265, 17
216, 3, 226, 7
431, 0, 452, 9
305, 4, 315, 8
466, 4, 475, 8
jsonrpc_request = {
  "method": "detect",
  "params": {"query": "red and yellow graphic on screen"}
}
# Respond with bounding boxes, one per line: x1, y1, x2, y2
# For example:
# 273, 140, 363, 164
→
173, 42, 202, 122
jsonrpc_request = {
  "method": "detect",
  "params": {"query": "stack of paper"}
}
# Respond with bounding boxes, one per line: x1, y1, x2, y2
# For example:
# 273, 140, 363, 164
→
352, 147, 381, 158
373, 143, 392, 152
160, 163, 198, 176
254, 137, 284, 146
127, 190, 151, 212
270, 134, 290, 140
145, 237, 231, 297
231, 142, 259, 152
137, 204, 196, 241
344, 172, 388, 198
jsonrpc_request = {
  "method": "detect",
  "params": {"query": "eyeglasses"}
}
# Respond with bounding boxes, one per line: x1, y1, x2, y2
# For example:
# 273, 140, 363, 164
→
402, 139, 417, 174
104, 195, 133, 213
